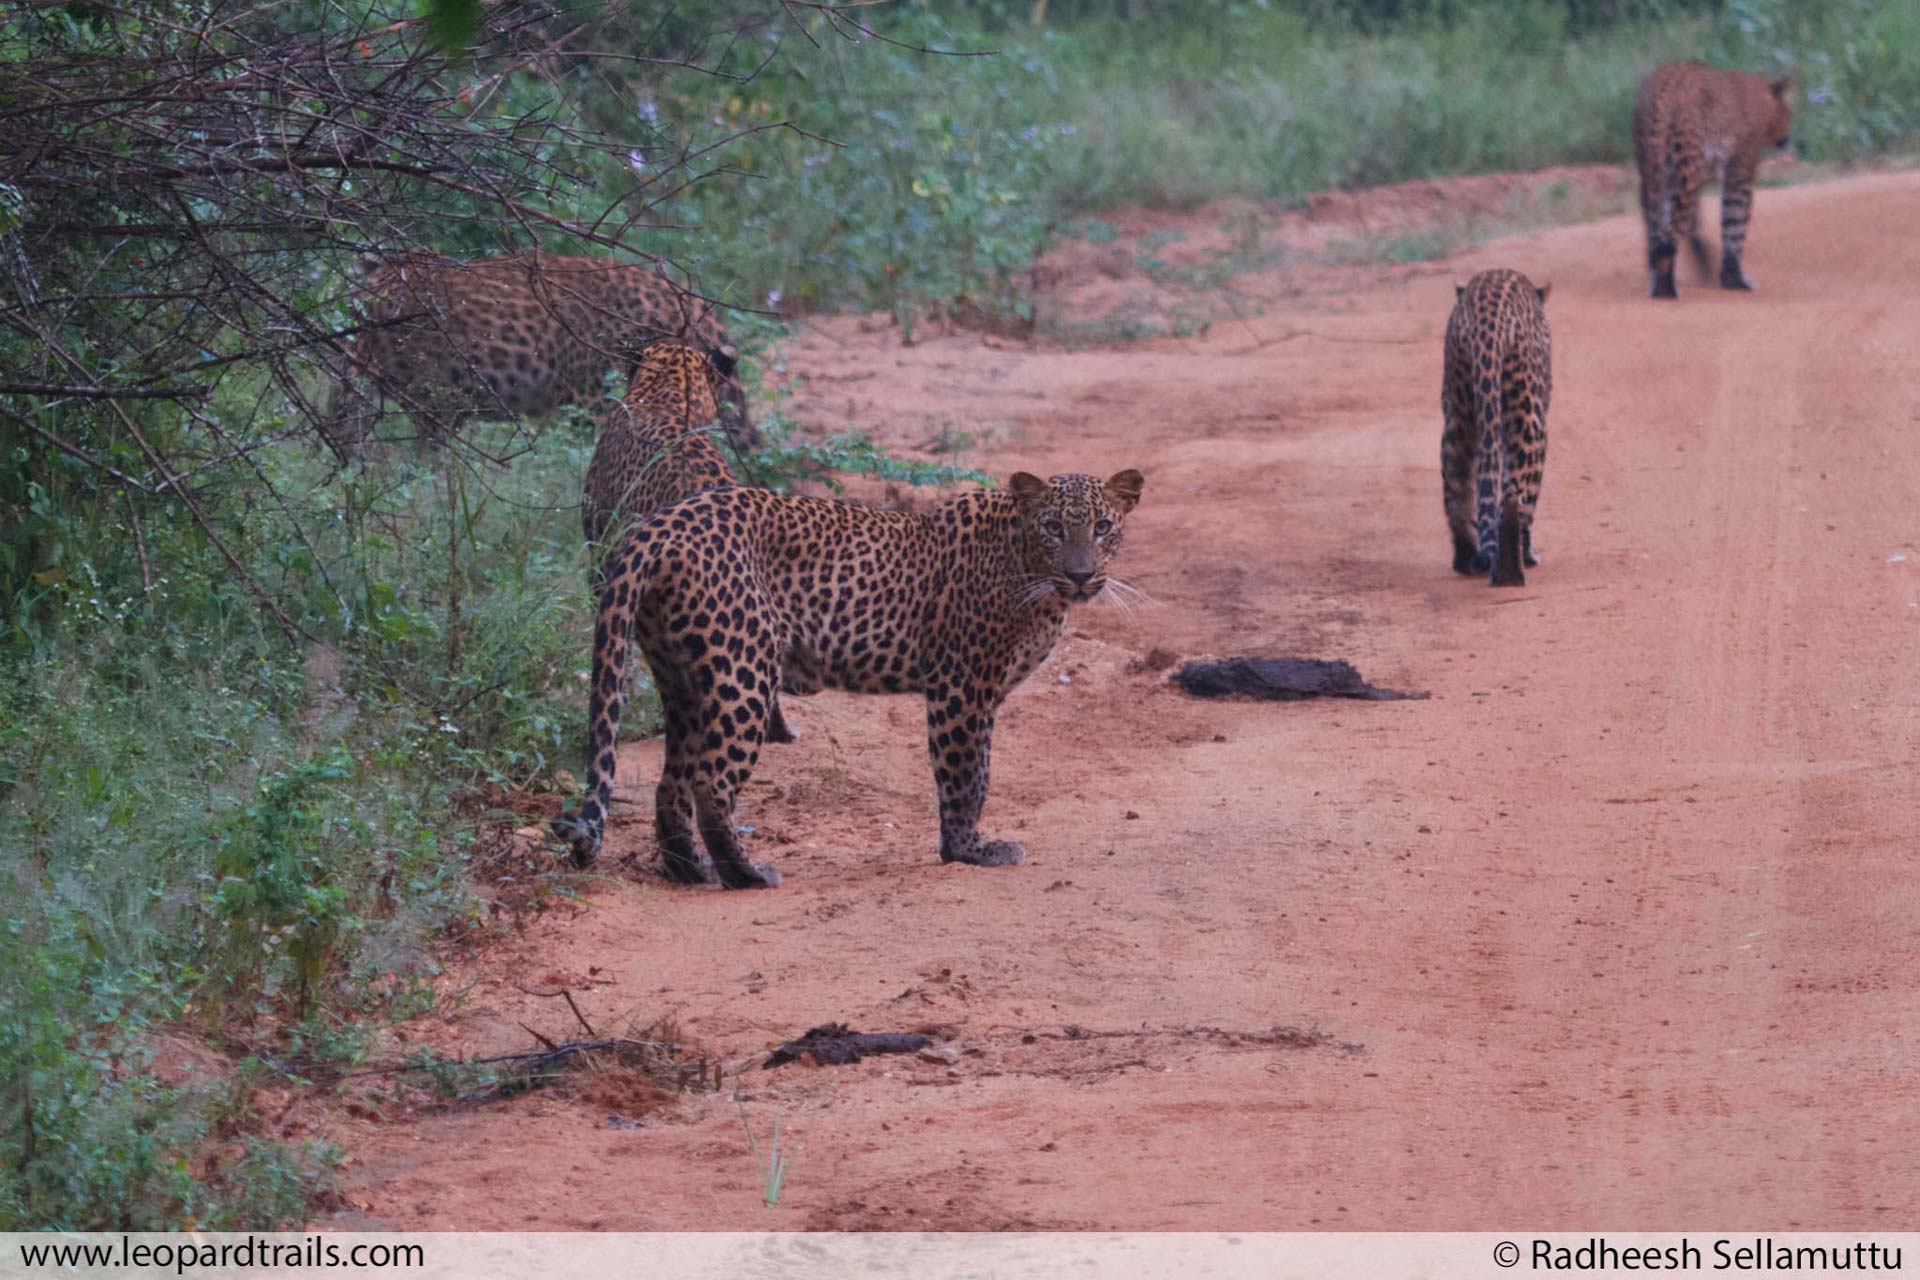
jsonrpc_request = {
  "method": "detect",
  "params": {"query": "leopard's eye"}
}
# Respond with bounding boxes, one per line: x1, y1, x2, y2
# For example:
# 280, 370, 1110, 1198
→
1042, 520, 1065, 540
1094, 519, 1113, 537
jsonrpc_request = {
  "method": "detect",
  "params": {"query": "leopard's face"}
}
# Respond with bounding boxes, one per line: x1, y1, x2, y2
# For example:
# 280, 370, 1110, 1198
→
1010, 470, 1145, 604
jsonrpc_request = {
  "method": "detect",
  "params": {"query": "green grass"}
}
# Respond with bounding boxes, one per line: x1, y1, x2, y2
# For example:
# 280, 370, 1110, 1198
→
0, 417, 605, 1227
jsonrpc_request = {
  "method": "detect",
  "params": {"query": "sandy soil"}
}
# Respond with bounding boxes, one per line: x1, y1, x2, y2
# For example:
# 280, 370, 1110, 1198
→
319, 167, 1920, 1229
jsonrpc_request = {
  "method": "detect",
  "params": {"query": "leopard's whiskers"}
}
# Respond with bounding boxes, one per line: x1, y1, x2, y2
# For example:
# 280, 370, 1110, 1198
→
1097, 580, 1137, 619
1015, 575, 1059, 607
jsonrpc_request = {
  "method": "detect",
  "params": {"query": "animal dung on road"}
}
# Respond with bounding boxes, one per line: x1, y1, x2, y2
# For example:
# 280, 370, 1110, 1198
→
1172, 657, 1429, 702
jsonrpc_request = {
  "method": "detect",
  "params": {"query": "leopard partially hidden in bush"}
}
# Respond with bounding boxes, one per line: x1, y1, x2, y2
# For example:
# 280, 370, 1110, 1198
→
1633, 61, 1793, 299
550, 468, 1146, 888
327, 252, 756, 452
1442, 268, 1552, 588
583, 336, 796, 745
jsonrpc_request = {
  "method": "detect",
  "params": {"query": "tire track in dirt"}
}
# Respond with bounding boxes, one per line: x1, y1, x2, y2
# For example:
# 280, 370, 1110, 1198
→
324, 171, 1920, 1229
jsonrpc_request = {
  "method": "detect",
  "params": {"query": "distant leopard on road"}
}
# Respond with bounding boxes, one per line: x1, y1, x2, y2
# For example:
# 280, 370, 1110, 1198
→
1633, 61, 1793, 298
1442, 268, 1552, 588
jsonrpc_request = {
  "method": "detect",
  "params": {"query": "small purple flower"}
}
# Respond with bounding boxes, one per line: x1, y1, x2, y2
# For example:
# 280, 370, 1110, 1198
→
1018, 126, 1038, 142
628, 150, 647, 174
1058, 123, 1077, 136
767, 289, 783, 307
803, 152, 828, 169
1809, 86, 1832, 104
636, 96, 659, 124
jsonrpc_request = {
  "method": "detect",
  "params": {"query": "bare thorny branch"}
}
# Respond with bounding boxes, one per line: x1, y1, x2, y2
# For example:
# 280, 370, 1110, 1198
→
0, 0, 977, 648
0, 0, 769, 643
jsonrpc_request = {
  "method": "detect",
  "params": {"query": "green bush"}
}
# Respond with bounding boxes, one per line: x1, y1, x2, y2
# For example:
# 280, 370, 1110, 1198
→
1714, 0, 1920, 157
0, 660, 347, 1227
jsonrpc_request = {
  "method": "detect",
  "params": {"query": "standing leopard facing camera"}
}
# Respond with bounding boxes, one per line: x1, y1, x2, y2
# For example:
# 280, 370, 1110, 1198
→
582, 337, 796, 745
1442, 269, 1552, 588
551, 469, 1146, 888
1633, 61, 1793, 299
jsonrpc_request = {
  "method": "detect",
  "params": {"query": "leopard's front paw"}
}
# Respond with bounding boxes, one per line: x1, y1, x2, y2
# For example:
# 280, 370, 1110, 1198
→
766, 704, 801, 744
716, 859, 782, 889
660, 848, 715, 885
941, 838, 1025, 868
550, 810, 602, 868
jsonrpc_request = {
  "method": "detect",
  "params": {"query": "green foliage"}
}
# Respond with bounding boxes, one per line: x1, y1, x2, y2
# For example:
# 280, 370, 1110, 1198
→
614, 7, 1061, 339
640, 0, 1916, 318
1714, 0, 1920, 158
0, 418, 607, 1226
747, 414, 994, 494
737, 1102, 791, 1209
211, 756, 356, 1016
0, 659, 353, 1228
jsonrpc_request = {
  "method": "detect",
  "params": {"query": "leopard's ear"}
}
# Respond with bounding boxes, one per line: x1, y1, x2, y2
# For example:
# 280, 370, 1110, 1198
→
707, 344, 739, 378
1104, 469, 1144, 514
1008, 472, 1049, 510
1770, 74, 1792, 100
1455, 284, 1465, 301
1535, 282, 1552, 304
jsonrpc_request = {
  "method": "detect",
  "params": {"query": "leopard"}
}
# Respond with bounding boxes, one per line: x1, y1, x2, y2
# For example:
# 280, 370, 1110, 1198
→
1442, 268, 1552, 589
327, 252, 756, 453
582, 336, 797, 745
1633, 61, 1793, 299
549, 468, 1146, 888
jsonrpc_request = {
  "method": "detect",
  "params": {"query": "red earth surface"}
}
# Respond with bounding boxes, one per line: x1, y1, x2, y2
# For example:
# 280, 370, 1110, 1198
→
314, 163, 1920, 1229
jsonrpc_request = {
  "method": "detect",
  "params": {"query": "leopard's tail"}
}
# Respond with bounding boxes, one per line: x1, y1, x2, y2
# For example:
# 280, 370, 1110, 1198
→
1470, 374, 1504, 575
552, 530, 661, 866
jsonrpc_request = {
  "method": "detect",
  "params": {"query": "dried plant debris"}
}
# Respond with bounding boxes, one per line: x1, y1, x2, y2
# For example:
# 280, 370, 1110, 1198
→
358, 1019, 722, 1108
1173, 657, 1428, 702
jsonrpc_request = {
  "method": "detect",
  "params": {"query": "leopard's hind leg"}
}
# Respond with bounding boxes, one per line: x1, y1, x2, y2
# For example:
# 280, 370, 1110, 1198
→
651, 671, 712, 885
1441, 349, 1483, 575
1642, 120, 1702, 299
1663, 136, 1704, 299
684, 647, 784, 889
765, 695, 800, 744
1491, 353, 1549, 588
1717, 152, 1760, 290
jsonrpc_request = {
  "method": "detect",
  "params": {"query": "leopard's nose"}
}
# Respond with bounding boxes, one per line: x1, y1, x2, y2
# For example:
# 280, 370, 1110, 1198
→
1064, 567, 1094, 586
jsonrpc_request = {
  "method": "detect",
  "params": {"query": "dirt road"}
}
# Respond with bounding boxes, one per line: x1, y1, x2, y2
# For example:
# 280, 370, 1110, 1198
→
328, 170, 1920, 1228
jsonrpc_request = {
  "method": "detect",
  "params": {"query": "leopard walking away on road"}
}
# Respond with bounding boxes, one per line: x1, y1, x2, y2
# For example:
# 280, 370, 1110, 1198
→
1633, 61, 1793, 299
1442, 269, 1552, 588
